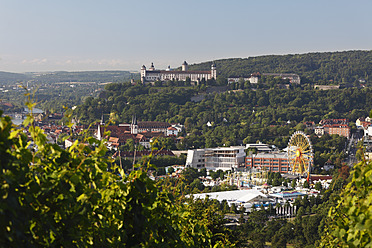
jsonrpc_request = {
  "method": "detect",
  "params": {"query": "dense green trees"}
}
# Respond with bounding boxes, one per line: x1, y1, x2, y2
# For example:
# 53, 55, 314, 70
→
0, 110, 233, 247
2, 104, 369, 246
189, 50, 372, 84
320, 158, 372, 247
75, 81, 370, 170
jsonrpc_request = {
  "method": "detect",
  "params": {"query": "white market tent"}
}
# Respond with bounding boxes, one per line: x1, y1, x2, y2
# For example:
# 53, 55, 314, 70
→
190, 189, 272, 206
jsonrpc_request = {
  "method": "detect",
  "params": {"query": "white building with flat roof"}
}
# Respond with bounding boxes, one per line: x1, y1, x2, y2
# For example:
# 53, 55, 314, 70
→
186, 146, 246, 171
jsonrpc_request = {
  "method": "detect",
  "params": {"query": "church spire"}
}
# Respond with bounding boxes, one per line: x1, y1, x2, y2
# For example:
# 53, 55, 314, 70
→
100, 113, 105, 125
131, 114, 137, 125
131, 114, 138, 134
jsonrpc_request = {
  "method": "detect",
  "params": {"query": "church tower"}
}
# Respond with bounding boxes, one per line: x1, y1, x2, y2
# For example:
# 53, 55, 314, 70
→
131, 115, 138, 134
100, 113, 105, 125
97, 113, 105, 141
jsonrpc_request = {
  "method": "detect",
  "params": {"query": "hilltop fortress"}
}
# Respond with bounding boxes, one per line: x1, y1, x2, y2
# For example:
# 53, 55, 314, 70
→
140, 61, 216, 84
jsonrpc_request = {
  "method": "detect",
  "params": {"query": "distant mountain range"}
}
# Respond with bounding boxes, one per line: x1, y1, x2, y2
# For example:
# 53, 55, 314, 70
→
0, 70, 139, 84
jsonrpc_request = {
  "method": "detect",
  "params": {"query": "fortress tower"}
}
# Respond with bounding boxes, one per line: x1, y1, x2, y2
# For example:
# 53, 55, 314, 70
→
181, 61, 188, 71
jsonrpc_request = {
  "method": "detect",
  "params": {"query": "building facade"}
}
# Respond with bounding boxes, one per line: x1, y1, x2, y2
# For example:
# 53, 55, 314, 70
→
245, 152, 290, 173
324, 124, 351, 138
96, 115, 184, 150
314, 119, 351, 138
186, 146, 246, 171
141, 61, 216, 83
228, 75, 259, 84
262, 73, 301, 84
314, 126, 325, 136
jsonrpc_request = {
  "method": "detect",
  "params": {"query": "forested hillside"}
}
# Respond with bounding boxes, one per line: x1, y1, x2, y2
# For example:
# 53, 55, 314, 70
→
76, 83, 371, 139
75, 82, 371, 170
189, 50, 372, 84
0, 71, 31, 83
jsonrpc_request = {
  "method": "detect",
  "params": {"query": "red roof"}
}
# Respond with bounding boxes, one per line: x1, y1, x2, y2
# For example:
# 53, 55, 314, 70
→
310, 175, 332, 181
324, 124, 350, 128
112, 150, 174, 158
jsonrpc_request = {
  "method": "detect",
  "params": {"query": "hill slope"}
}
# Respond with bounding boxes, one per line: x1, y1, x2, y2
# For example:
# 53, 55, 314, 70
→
189, 50, 372, 83
0, 71, 31, 83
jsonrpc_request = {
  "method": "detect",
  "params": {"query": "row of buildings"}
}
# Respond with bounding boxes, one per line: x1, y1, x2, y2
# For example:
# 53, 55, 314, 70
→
186, 116, 372, 172
186, 143, 291, 173
96, 115, 184, 149
228, 72, 301, 85
305, 119, 351, 138
140, 61, 300, 85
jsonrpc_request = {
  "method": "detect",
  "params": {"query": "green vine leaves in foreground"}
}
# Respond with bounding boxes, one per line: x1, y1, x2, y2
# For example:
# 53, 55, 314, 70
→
320, 154, 372, 247
0, 107, 233, 247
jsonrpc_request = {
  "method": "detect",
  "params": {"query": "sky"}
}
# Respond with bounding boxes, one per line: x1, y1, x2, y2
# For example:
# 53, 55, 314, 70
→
0, 0, 371, 73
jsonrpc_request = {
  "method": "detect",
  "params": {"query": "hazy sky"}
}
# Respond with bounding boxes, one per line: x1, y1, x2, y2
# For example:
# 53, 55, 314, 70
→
1, 0, 371, 73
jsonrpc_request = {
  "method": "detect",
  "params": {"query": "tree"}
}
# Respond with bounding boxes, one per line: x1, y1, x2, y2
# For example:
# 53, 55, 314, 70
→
272, 178, 281, 186
230, 204, 238, 214
122, 138, 135, 151
303, 180, 310, 188
190, 178, 205, 192
291, 179, 297, 189
182, 168, 200, 184
320, 158, 372, 247
314, 182, 322, 191
264, 219, 287, 242
156, 167, 166, 176
303, 215, 322, 245
199, 168, 207, 177
168, 167, 175, 174
0, 110, 234, 247
216, 76, 227, 86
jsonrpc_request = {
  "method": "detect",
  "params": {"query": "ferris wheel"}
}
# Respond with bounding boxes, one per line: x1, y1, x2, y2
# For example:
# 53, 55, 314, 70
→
287, 131, 313, 180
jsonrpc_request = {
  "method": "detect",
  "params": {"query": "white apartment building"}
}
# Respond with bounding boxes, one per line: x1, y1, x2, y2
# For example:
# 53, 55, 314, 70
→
186, 146, 246, 171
